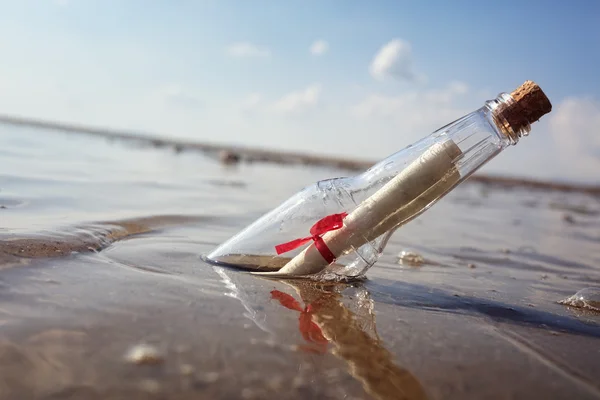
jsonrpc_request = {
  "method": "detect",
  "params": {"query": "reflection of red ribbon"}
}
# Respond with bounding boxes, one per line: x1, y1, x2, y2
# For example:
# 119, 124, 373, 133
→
270, 290, 328, 353
275, 212, 347, 264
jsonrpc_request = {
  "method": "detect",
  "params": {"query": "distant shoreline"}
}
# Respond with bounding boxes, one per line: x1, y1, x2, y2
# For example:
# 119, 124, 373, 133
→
2, 114, 599, 195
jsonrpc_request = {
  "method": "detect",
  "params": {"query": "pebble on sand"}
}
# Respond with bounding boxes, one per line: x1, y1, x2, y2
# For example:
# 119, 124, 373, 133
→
125, 344, 164, 365
219, 150, 241, 165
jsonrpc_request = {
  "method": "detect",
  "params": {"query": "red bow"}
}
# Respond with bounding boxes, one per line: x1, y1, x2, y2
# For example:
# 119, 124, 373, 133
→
275, 212, 347, 264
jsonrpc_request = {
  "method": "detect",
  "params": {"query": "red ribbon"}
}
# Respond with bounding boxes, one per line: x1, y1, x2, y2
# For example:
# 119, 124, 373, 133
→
275, 212, 347, 264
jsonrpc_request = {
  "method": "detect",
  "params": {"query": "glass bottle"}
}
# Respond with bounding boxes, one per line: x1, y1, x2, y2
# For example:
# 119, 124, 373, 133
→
206, 81, 552, 280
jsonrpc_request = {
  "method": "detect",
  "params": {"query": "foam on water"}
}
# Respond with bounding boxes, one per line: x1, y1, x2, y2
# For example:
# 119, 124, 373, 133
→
559, 288, 600, 312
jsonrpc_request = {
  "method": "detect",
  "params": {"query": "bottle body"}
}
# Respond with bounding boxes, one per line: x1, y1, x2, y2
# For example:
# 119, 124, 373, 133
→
207, 93, 528, 279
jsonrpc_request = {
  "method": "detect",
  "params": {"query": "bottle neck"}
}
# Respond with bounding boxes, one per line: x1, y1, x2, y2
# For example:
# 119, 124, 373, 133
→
485, 92, 531, 145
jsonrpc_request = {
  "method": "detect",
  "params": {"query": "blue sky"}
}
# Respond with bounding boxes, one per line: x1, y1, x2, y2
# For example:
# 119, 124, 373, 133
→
0, 1, 599, 183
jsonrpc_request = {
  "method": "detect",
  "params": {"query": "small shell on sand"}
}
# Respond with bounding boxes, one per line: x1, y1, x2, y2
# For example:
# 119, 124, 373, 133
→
125, 344, 164, 365
397, 251, 424, 267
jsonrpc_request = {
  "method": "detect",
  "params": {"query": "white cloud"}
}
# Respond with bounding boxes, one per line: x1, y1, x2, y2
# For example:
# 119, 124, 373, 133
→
270, 84, 322, 114
238, 84, 322, 116
548, 97, 600, 178
352, 81, 470, 128
226, 42, 270, 58
242, 92, 262, 109
309, 40, 329, 56
369, 39, 425, 83
154, 84, 202, 109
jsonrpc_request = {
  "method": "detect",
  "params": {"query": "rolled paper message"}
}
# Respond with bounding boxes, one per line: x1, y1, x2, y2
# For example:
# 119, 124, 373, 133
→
257, 140, 463, 277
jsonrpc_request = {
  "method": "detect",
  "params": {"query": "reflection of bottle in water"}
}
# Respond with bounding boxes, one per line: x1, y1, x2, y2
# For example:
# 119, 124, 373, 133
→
212, 265, 380, 346
269, 282, 381, 354
208, 81, 552, 280
213, 267, 428, 399
275, 280, 429, 400
212, 266, 275, 336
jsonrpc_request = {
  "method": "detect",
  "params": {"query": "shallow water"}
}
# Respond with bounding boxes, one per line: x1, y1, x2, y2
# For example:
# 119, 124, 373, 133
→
1, 124, 600, 399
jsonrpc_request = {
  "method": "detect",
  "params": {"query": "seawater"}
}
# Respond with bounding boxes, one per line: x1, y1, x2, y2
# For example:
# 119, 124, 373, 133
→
1, 124, 600, 400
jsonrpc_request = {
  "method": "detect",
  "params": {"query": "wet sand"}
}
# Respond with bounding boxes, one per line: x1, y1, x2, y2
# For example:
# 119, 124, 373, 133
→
1, 123, 600, 399
0, 216, 207, 267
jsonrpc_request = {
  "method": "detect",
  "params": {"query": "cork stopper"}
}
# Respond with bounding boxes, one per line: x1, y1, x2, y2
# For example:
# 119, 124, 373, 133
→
499, 80, 552, 134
